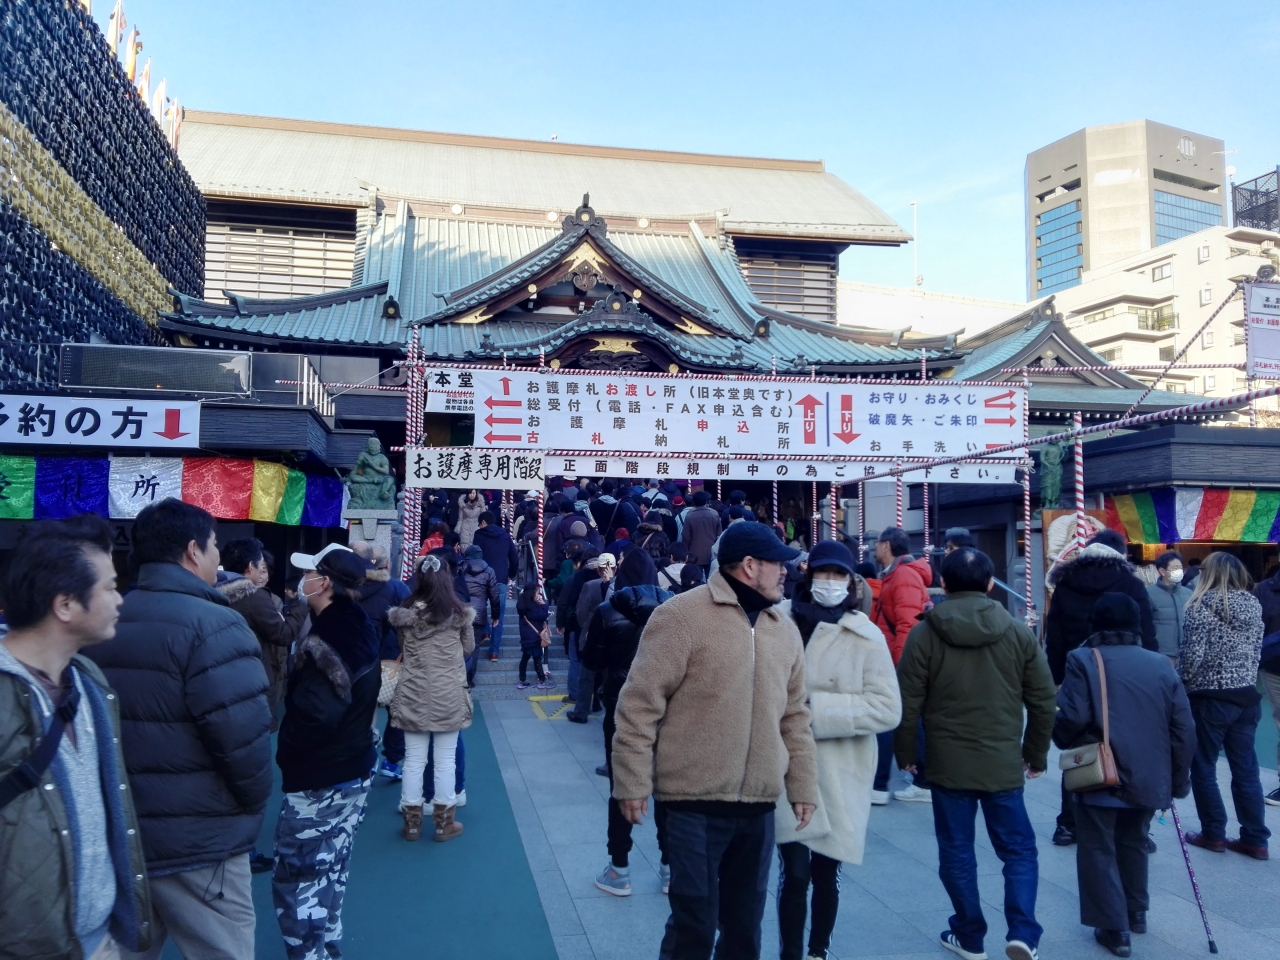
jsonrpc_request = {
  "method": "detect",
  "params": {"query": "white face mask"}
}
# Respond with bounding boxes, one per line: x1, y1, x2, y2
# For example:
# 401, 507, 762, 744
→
810, 580, 850, 608
1168, 569, 1184, 584
299, 574, 326, 599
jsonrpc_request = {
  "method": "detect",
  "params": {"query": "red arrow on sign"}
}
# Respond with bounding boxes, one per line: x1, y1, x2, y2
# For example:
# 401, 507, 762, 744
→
498, 376, 512, 396
984, 417, 1017, 427
485, 414, 522, 426
796, 394, 823, 445
833, 394, 859, 444
984, 390, 1017, 410
484, 431, 522, 443
154, 409, 189, 440
484, 396, 522, 409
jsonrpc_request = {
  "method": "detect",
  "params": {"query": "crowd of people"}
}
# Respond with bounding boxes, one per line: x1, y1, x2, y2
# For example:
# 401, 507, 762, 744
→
0, 479, 1277, 960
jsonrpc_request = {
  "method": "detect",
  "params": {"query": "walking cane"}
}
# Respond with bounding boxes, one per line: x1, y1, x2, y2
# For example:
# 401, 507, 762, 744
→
1169, 800, 1218, 953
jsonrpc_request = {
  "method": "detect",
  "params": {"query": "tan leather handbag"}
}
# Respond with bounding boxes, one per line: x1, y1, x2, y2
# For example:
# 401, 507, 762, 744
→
1059, 648, 1121, 792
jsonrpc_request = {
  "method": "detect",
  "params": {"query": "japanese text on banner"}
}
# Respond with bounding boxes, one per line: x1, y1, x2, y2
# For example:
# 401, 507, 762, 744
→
424, 368, 475, 413
469, 371, 1026, 458
0, 395, 200, 448
405, 447, 543, 489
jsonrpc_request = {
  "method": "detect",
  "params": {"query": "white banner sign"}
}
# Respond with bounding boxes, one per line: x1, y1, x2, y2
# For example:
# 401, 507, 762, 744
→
469, 371, 1025, 458
108, 456, 185, 517
917, 461, 1019, 485
424, 368, 475, 413
1246, 282, 1280, 379
405, 447, 543, 488
0, 395, 200, 448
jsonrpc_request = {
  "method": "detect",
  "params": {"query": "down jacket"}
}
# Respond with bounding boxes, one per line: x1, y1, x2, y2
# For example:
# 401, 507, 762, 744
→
84, 562, 272, 873
0, 650, 151, 959
1045, 542, 1157, 684
582, 584, 672, 700
388, 603, 476, 734
873, 555, 933, 664
776, 601, 901, 865
276, 595, 380, 793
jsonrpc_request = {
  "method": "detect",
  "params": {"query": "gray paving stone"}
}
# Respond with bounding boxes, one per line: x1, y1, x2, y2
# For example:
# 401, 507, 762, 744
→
553, 935, 597, 960
574, 893, 671, 960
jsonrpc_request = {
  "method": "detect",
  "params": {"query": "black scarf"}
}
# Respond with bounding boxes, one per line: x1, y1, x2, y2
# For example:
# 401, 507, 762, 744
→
724, 573, 775, 626
790, 582, 846, 645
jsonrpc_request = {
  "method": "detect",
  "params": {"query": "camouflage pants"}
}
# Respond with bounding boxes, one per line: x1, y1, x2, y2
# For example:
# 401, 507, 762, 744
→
272, 778, 371, 960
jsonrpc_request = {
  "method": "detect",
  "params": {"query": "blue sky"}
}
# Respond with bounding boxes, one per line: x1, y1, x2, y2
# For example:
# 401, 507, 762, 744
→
98, 0, 1280, 303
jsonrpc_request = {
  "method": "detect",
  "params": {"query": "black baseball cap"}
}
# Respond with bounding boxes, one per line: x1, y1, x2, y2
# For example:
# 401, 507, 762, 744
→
717, 522, 801, 567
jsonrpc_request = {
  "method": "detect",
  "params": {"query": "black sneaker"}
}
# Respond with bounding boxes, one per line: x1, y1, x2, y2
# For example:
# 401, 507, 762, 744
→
1128, 911, 1147, 934
595, 764, 609, 777
1051, 825, 1076, 846
1266, 787, 1280, 807
566, 713, 588, 724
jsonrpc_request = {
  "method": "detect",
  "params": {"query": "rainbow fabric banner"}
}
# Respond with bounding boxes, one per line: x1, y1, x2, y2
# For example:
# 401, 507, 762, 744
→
1105, 487, 1280, 544
0, 455, 345, 526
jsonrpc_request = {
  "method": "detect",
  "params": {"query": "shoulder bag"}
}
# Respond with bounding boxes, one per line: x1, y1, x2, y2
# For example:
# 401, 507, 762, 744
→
0, 684, 80, 811
525, 616, 553, 648
377, 653, 402, 707
1059, 647, 1121, 792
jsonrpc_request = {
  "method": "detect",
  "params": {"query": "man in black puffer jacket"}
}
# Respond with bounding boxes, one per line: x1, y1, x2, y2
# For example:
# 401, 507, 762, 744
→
85, 498, 271, 960
1044, 529, 1157, 847
581, 549, 673, 896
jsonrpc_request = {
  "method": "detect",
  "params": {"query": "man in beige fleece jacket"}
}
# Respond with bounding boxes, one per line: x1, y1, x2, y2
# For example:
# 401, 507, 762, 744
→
612, 521, 819, 960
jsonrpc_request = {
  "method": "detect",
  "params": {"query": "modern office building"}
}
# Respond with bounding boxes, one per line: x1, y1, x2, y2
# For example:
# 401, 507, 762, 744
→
1026, 121, 1228, 299
1052, 224, 1280, 418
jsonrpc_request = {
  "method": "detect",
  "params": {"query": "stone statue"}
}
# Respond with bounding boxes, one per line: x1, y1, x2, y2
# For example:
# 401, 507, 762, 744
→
1038, 441, 1067, 510
345, 438, 397, 510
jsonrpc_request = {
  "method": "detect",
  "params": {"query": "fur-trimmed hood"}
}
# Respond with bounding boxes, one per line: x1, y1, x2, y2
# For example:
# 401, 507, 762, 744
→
297, 596, 379, 702
215, 573, 258, 605
388, 601, 475, 636
1048, 542, 1134, 590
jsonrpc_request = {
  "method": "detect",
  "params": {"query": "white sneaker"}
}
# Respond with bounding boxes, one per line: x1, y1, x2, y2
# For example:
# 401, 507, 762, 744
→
1005, 940, 1038, 960
893, 784, 932, 803
870, 789, 889, 806
455, 790, 467, 808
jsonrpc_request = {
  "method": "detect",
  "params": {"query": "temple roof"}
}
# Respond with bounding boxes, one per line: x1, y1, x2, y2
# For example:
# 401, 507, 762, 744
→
179, 111, 911, 245
162, 198, 960, 375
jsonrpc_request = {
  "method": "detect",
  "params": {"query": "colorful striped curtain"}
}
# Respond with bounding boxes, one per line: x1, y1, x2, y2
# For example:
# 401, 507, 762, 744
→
1106, 487, 1280, 544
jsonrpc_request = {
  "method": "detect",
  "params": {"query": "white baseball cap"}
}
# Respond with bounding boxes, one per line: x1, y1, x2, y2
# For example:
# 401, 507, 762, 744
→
290, 542, 354, 571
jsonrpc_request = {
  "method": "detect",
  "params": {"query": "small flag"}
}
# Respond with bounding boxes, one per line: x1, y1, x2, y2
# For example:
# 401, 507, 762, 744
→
106, 1, 125, 54
123, 28, 141, 80
135, 57, 151, 102
151, 78, 166, 122
168, 98, 183, 149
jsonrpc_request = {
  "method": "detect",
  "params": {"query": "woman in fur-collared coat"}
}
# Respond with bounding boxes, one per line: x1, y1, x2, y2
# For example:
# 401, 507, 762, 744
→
388, 554, 475, 843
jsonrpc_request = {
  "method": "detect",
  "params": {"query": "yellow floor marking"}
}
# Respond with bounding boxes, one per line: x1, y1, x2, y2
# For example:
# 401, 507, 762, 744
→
529, 694, 570, 720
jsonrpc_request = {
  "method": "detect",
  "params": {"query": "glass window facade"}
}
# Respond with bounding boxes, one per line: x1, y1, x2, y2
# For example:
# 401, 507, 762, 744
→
1035, 200, 1083, 293
1154, 190, 1222, 245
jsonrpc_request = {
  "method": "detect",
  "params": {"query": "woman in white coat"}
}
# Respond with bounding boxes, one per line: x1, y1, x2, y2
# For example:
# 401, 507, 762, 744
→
776, 539, 902, 960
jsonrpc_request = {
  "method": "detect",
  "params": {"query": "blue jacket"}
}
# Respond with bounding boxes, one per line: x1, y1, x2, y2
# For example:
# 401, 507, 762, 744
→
473, 523, 520, 583
84, 563, 272, 873
518, 602, 550, 652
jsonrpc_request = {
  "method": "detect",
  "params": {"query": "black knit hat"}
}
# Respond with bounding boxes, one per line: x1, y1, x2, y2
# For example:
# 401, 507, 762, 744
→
1091, 592, 1140, 633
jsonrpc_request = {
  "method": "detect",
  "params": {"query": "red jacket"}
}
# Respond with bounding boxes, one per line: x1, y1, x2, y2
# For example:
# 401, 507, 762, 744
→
873, 556, 933, 664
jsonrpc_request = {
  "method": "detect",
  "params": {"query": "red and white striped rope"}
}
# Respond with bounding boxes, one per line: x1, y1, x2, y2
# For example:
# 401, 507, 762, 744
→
998, 363, 1243, 375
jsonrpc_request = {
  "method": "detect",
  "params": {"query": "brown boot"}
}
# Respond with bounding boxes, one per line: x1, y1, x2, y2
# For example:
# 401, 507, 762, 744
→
433, 803, 464, 842
401, 805, 423, 841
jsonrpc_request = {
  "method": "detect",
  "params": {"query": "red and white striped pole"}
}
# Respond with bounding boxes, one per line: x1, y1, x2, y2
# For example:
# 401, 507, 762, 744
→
811, 482, 818, 546
772, 480, 779, 525
401, 327, 423, 580
1022, 464, 1034, 626
535, 489, 546, 603
717, 478, 723, 501
895, 463, 904, 528
856, 481, 865, 560
1073, 411, 1086, 551
829, 482, 838, 540
922, 481, 931, 551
